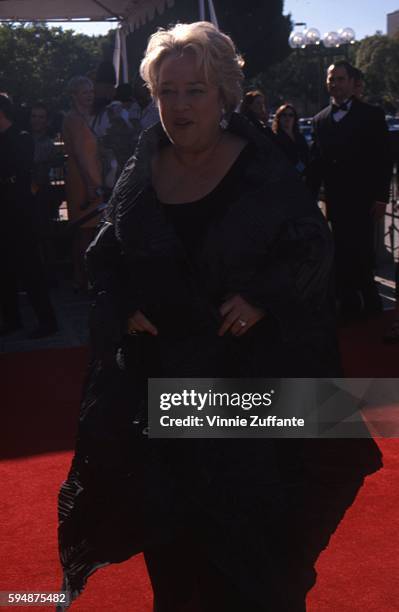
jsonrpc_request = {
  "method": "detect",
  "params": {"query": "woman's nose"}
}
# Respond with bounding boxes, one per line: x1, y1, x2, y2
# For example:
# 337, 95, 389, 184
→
172, 92, 190, 110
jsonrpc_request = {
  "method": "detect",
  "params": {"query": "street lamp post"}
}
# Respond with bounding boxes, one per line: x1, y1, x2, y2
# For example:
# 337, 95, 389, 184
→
289, 26, 356, 114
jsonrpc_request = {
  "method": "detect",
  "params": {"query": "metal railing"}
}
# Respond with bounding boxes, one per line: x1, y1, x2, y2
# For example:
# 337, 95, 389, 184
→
386, 162, 399, 261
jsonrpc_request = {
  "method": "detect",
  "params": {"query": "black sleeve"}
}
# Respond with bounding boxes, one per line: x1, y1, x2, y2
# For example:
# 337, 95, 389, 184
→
16, 131, 34, 176
14, 132, 34, 197
86, 222, 143, 360
306, 119, 323, 200
299, 133, 311, 169
238, 214, 334, 341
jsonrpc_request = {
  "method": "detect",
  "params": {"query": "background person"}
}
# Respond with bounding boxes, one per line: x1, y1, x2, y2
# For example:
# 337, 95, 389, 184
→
272, 103, 310, 179
114, 82, 137, 119
90, 60, 117, 123
30, 103, 60, 286
58, 22, 341, 612
309, 60, 392, 320
239, 89, 273, 138
132, 76, 161, 130
0, 94, 57, 338
30, 103, 57, 186
90, 62, 131, 188
62, 76, 103, 291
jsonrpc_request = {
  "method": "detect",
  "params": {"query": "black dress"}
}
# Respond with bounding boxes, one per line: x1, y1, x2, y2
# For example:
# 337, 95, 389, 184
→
58, 114, 381, 611
273, 129, 310, 179
160, 146, 251, 256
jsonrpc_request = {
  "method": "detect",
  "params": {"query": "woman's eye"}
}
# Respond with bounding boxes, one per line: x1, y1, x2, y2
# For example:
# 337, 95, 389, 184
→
159, 89, 174, 95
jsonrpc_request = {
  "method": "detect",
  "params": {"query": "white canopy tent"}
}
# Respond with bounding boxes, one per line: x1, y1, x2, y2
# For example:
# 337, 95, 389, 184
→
0, 1, 174, 28
0, 0, 219, 83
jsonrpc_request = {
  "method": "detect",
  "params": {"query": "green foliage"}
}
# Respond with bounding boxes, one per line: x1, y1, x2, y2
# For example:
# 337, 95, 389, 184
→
211, 0, 292, 76
125, 0, 291, 79
356, 34, 399, 109
250, 46, 352, 115
0, 23, 112, 110
250, 33, 399, 116
0, 4, 291, 112
3, 14, 398, 120
251, 52, 320, 110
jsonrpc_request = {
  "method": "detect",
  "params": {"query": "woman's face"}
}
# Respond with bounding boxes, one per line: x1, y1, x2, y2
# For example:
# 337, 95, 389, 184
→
73, 83, 94, 110
279, 107, 296, 131
156, 50, 223, 153
250, 96, 267, 121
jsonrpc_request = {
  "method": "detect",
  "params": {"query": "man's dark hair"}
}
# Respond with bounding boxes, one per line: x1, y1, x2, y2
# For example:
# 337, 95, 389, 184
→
330, 60, 358, 80
240, 90, 266, 116
0, 93, 14, 120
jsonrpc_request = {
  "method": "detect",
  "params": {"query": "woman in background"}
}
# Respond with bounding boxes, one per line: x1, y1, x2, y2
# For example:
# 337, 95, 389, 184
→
272, 103, 310, 179
239, 89, 273, 138
63, 76, 103, 290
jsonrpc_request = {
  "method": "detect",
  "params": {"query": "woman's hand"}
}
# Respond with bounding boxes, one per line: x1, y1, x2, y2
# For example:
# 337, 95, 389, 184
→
127, 310, 158, 336
218, 294, 265, 337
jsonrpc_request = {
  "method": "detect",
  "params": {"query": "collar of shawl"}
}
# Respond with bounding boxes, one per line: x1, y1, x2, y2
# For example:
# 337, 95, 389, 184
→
109, 112, 292, 243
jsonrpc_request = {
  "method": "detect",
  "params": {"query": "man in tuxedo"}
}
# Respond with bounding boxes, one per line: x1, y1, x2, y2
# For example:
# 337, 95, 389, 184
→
310, 61, 392, 319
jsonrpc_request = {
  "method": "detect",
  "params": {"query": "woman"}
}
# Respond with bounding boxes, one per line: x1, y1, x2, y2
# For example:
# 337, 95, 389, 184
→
272, 103, 310, 179
239, 89, 273, 138
63, 76, 103, 290
58, 23, 377, 612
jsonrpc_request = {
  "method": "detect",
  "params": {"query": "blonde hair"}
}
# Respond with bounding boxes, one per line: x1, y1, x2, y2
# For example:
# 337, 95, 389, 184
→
140, 21, 244, 115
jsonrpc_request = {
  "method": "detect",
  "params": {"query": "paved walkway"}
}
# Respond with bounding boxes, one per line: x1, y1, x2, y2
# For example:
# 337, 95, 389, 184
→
0, 282, 90, 354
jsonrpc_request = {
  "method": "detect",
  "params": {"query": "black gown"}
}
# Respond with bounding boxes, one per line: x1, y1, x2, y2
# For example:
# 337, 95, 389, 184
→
57, 114, 382, 611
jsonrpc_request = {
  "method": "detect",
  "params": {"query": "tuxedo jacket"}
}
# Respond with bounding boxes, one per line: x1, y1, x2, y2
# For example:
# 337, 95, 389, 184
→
309, 98, 392, 215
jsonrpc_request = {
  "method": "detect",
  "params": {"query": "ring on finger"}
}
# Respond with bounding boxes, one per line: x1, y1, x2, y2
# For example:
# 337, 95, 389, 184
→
238, 319, 247, 327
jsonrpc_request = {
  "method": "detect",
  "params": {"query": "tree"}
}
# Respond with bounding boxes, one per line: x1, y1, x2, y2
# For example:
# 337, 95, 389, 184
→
250, 51, 321, 114
248, 44, 358, 116
209, 0, 292, 76
0, 23, 109, 110
356, 34, 399, 110
126, 0, 292, 78
0, 4, 292, 112
244, 36, 367, 117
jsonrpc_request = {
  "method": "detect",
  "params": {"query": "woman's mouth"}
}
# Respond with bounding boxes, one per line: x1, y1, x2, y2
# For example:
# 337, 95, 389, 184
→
174, 119, 193, 127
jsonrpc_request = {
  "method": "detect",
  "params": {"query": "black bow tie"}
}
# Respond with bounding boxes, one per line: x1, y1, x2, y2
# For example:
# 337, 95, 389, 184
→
332, 101, 349, 114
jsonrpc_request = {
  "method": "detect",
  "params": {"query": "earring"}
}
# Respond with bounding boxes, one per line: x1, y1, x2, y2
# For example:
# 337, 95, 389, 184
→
221, 107, 231, 129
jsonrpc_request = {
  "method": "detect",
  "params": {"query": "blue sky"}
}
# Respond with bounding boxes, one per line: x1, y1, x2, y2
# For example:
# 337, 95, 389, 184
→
55, 0, 399, 40
284, 0, 399, 39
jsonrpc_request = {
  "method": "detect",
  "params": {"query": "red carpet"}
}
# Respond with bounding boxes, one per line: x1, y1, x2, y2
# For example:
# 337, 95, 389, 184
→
307, 437, 399, 612
0, 452, 152, 612
339, 309, 399, 377
1, 313, 399, 610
